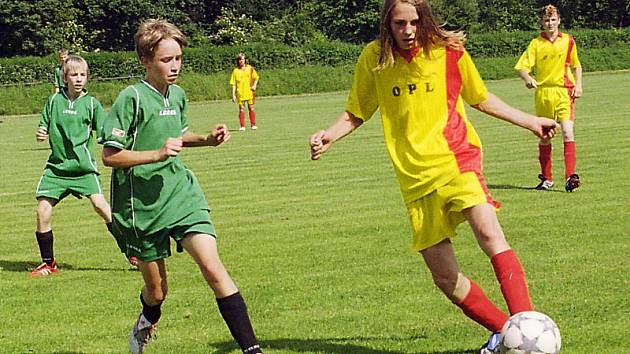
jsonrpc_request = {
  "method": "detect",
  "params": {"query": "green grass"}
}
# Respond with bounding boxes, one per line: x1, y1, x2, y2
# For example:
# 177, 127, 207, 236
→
1, 71, 629, 353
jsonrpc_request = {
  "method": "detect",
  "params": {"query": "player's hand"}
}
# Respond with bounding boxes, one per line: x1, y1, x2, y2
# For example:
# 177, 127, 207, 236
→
208, 124, 231, 146
573, 86, 583, 99
36, 128, 48, 142
157, 137, 183, 161
309, 130, 334, 160
533, 118, 558, 139
525, 77, 538, 89
231, 95, 236, 103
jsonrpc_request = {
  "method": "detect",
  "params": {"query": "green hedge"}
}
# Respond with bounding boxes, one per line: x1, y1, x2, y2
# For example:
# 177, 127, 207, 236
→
2, 28, 629, 86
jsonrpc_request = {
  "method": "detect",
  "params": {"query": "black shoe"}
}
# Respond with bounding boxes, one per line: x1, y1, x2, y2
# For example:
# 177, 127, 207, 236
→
565, 173, 580, 192
534, 174, 554, 190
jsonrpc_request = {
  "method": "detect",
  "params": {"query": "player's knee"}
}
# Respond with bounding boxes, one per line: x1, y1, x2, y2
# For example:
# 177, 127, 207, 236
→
199, 261, 226, 285
36, 203, 53, 219
431, 272, 457, 296
145, 285, 167, 303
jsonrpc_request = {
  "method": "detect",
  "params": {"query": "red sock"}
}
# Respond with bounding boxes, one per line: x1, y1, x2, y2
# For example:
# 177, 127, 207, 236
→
538, 144, 552, 181
239, 110, 245, 128
249, 110, 256, 126
491, 249, 533, 315
564, 141, 576, 178
456, 279, 509, 332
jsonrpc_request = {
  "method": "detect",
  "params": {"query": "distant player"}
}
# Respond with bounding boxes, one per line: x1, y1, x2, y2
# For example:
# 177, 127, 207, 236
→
515, 4, 583, 192
53, 49, 69, 94
230, 53, 259, 131
100, 20, 262, 354
32, 55, 130, 277
309, 1, 558, 352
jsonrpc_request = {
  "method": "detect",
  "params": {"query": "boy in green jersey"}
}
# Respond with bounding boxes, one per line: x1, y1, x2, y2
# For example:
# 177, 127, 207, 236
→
32, 55, 130, 276
53, 48, 68, 94
100, 20, 262, 354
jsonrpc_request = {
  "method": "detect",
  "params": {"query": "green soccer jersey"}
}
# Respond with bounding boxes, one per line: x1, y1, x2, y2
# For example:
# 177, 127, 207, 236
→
39, 90, 105, 176
54, 65, 65, 90
100, 81, 211, 236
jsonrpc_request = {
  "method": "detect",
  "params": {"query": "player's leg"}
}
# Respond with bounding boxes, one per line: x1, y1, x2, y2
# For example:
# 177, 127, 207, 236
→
535, 89, 554, 189
32, 197, 59, 276
130, 259, 167, 354
88, 193, 111, 223
238, 102, 246, 131
421, 240, 509, 333
560, 119, 580, 191
181, 232, 262, 354
464, 203, 533, 315
247, 101, 257, 130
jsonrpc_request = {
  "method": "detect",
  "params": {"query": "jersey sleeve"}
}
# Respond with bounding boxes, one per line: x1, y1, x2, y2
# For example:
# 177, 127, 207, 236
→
569, 37, 581, 69
229, 69, 237, 86
38, 96, 54, 131
100, 87, 137, 150
459, 50, 488, 106
346, 44, 379, 122
514, 39, 537, 73
181, 91, 189, 135
91, 98, 106, 142
251, 67, 259, 82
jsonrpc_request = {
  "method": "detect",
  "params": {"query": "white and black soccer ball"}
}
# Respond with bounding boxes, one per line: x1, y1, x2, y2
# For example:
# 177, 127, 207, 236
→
499, 311, 561, 354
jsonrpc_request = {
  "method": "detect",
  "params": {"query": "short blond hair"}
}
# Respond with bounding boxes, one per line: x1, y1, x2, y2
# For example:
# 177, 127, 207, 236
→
63, 55, 88, 79
541, 4, 560, 19
134, 19, 188, 61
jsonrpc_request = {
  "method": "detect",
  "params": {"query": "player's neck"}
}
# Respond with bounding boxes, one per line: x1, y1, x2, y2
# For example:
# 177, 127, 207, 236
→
544, 30, 559, 41
65, 88, 81, 100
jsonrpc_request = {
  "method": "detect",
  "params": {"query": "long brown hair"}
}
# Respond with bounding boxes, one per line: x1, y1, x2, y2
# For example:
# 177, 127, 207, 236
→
377, 0, 465, 70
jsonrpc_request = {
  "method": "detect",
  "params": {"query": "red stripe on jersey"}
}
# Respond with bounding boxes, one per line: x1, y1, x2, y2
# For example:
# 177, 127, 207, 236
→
444, 48, 500, 208
563, 36, 575, 89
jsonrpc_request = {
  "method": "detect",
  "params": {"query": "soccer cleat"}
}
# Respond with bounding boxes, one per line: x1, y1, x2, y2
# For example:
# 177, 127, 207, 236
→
565, 173, 580, 192
534, 174, 554, 190
479, 332, 501, 354
30, 261, 59, 277
129, 313, 157, 354
239, 126, 246, 131
251, 125, 257, 130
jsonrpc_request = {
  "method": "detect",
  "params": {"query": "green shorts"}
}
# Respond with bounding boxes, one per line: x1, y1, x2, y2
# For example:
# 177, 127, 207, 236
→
118, 209, 216, 262
35, 170, 103, 201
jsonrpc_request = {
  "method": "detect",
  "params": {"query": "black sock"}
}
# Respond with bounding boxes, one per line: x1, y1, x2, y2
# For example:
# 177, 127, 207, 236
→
35, 230, 54, 265
106, 222, 127, 254
217, 292, 261, 353
140, 293, 162, 325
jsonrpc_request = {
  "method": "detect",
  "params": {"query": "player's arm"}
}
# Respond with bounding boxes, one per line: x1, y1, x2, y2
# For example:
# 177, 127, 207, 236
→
518, 69, 537, 89
102, 138, 183, 169
572, 65, 583, 98
182, 124, 231, 147
473, 92, 557, 139
309, 111, 363, 160
36, 98, 52, 142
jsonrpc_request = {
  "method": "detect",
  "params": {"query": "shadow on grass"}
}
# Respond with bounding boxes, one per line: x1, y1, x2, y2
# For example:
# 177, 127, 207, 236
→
209, 336, 479, 354
21, 147, 50, 151
0, 259, 135, 272
488, 184, 565, 193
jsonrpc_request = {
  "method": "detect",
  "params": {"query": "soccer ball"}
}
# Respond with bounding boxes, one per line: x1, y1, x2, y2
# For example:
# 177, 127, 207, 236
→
499, 311, 561, 354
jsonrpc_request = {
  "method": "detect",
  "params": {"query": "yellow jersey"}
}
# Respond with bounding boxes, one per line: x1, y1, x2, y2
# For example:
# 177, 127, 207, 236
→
347, 40, 489, 204
515, 32, 581, 88
230, 64, 259, 101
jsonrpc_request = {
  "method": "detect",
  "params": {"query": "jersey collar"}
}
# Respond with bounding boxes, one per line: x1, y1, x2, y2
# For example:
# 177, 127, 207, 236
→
396, 47, 420, 63
540, 31, 562, 43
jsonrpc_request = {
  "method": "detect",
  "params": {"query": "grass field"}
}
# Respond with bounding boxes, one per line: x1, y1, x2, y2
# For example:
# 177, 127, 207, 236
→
1, 71, 629, 354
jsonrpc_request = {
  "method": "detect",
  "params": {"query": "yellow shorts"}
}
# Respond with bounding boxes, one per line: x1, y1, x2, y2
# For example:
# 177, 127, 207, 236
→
238, 98, 254, 106
406, 171, 500, 252
535, 86, 574, 122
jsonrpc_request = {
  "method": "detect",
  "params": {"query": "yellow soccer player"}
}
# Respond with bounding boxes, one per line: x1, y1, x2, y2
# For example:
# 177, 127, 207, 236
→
309, 0, 558, 352
230, 53, 259, 131
515, 4, 583, 192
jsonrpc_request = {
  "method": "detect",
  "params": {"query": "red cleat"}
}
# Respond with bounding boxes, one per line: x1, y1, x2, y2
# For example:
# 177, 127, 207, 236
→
30, 261, 59, 277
